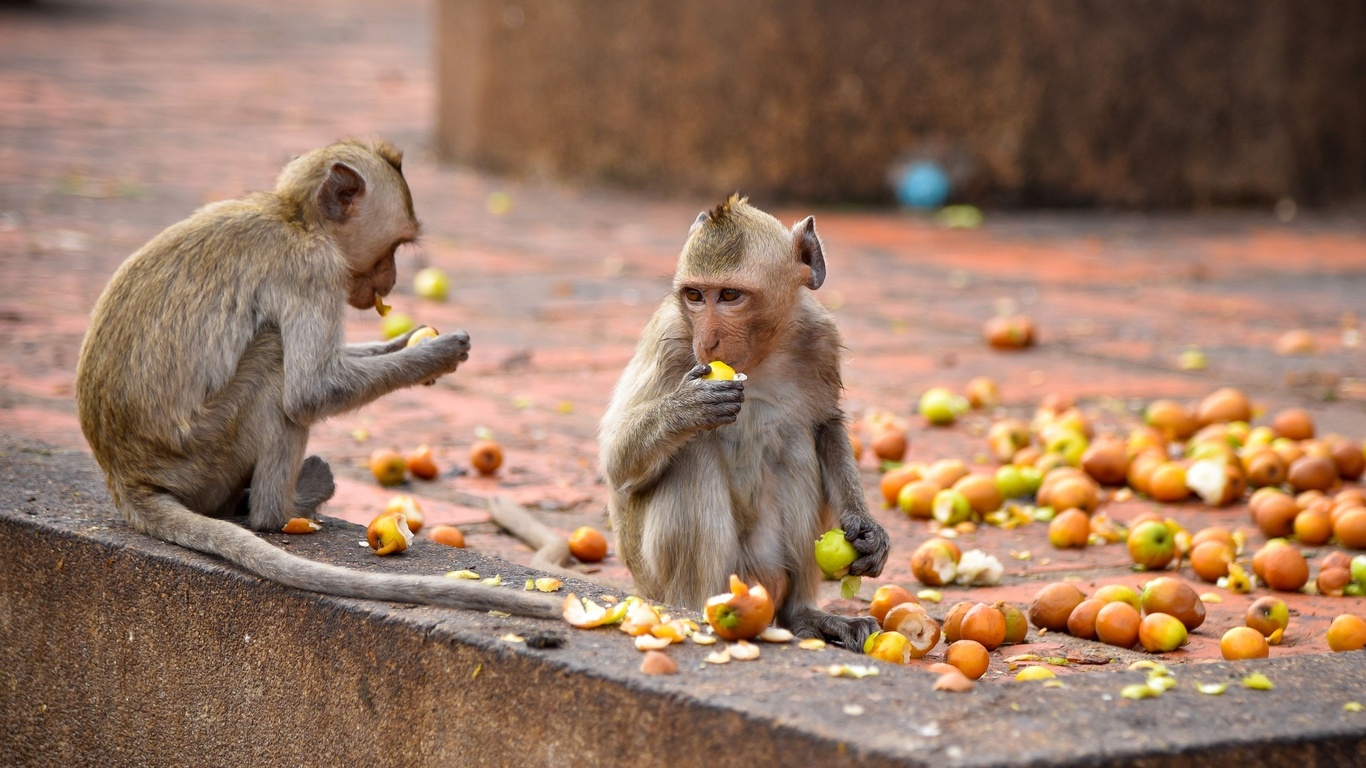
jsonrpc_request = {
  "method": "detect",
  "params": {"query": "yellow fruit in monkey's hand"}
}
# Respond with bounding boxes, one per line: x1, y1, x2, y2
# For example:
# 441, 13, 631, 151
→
704, 361, 737, 381
406, 326, 439, 347
814, 529, 859, 579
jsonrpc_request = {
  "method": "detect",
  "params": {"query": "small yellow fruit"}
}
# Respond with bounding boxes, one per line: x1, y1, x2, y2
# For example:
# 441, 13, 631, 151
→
704, 361, 737, 381
406, 326, 439, 347
366, 512, 414, 556
368, 448, 407, 486
383, 494, 425, 534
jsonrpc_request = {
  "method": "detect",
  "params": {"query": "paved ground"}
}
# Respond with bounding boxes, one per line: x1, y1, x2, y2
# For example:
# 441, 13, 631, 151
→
3, 0, 1365, 687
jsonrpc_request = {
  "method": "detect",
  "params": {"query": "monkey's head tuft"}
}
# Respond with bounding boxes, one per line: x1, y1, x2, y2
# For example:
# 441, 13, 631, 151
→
703, 193, 749, 226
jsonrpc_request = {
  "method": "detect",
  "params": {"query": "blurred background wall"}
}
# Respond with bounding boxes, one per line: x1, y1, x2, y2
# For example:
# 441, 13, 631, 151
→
435, 0, 1366, 209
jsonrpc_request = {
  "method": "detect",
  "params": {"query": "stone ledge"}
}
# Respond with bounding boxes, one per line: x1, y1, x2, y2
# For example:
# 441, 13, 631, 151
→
2, 439, 1364, 767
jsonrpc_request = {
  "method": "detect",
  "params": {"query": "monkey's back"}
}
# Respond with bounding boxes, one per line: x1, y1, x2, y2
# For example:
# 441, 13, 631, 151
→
75, 197, 340, 484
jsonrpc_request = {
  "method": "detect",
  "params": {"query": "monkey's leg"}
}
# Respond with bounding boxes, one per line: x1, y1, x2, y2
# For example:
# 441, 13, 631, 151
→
639, 455, 740, 609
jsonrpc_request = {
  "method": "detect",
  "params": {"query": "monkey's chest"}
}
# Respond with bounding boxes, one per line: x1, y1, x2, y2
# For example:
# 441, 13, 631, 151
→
711, 395, 823, 525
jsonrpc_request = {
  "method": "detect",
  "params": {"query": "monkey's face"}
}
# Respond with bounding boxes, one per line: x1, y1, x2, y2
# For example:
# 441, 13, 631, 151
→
346, 245, 401, 310
336, 177, 419, 311
681, 285, 770, 371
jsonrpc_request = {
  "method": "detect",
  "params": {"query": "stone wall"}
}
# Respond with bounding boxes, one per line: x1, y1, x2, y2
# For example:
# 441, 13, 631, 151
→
435, 1, 1366, 208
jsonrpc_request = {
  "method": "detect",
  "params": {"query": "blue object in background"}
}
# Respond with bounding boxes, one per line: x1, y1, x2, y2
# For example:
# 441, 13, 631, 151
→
893, 161, 951, 209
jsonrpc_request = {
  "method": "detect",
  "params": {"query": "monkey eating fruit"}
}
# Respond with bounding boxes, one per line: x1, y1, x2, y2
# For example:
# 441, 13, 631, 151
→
599, 195, 890, 648
75, 138, 558, 619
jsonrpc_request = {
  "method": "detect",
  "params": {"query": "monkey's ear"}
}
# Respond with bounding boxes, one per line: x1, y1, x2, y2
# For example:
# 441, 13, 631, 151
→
689, 211, 709, 234
319, 162, 366, 223
794, 216, 826, 290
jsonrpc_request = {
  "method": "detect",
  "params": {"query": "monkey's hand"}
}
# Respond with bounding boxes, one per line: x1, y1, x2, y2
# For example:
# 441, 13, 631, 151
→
403, 329, 471, 382
670, 363, 744, 431
839, 512, 890, 578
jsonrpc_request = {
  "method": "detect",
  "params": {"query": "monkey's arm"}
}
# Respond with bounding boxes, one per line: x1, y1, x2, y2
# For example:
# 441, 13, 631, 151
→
817, 417, 889, 578
601, 363, 743, 495
274, 300, 469, 424
345, 326, 424, 357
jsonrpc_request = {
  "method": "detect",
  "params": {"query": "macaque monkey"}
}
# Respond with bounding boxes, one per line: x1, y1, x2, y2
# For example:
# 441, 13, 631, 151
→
75, 139, 557, 618
599, 195, 890, 647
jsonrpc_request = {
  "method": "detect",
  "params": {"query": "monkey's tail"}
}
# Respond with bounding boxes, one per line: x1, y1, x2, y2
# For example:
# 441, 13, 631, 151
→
124, 490, 562, 619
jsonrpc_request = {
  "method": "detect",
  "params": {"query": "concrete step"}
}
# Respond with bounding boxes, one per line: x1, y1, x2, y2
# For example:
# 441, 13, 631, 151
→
2, 438, 1363, 767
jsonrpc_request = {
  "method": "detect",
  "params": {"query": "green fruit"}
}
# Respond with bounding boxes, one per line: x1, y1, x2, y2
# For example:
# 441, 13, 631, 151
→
814, 529, 858, 579
380, 311, 415, 340
1351, 555, 1366, 586
994, 465, 1030, 499
1044, 429, 1089, 467
932, 489, 972, 526
413, 267, 450, 301
919, 387, 968, 426
1018, 466, 1044, 495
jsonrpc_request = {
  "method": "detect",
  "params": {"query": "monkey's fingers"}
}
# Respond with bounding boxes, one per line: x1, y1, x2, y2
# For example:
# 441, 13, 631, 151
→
822, 614, 880, 650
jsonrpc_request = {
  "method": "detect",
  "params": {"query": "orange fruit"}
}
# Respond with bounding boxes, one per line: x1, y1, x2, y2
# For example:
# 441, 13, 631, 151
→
1048, 508, 1092, 549
959, 603, 1007, 651
1325, 614, 1366, 652
868, 584, 916, 624
897, 480, 939, 519
870, 425, 908, 462
1242, 449, 1288, 489
953, 473, 1004, 514
1259, 544, 1309, 592
1048, 475, 1100, 515
1066, 598, 1105, 640
568, 526, 608, 562
944, 640, 990, 680
1145, 399, 1198, 442
1327, 437, 1365, 480
1287, 455, 1337, 494
705, 575, 776, 642
941, 601, 974, 643
924, 459, 970, 490
368, 448, 407, 486
1094, 601, 1141, 649
1271, 408, 1314, 441
1317, 566, 1352, 596
1292, 507, 1334, 546
879, 465, 922, 507
1334, 507, 1366, 548
1196, 387, 1253, 426
1219, 626, 1270, 660
1028, 582, 1086, 632
1188, 540, 1233, 582
428, 524, 466, 548
1147, 462, 1190, 503
1253, 492, 1300, 539
1190, 526, 1233, 549
405, 445, 440, 481
1081, 438, 1130, 486
469, 439, 504, 476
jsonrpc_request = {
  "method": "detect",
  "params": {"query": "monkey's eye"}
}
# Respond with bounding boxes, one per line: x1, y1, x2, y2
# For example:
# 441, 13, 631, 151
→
719, 288, 743, 302
683, 288, 704, 303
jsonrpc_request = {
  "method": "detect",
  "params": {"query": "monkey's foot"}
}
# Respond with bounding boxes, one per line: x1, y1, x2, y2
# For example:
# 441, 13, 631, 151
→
295, 455, 336, 514
787, 609, 879, 651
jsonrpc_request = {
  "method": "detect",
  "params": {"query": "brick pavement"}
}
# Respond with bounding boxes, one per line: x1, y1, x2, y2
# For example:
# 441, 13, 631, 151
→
2, 0, 1366, 683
